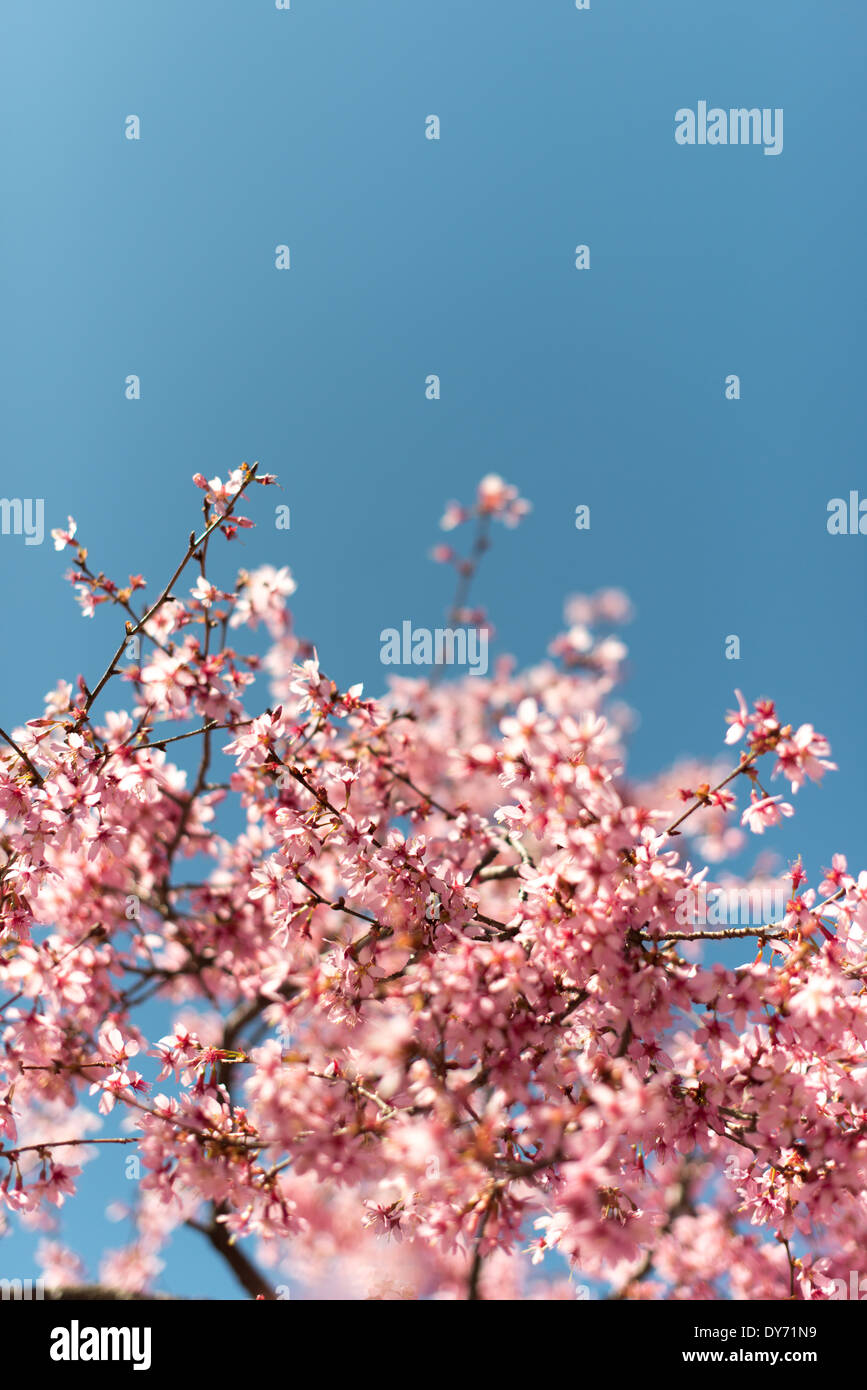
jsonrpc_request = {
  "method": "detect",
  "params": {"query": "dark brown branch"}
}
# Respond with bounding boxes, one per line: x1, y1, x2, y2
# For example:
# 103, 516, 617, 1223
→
188, 1212, 276, 1301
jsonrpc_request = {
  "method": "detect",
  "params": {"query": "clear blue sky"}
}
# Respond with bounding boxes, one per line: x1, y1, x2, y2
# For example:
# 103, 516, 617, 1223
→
1, 0, 864, 1296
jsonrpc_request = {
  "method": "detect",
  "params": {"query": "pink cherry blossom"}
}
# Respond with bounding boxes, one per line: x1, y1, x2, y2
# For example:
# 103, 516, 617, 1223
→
0, 464, 859, 1305
740, 792, 795, 834
50, 516, 77, 551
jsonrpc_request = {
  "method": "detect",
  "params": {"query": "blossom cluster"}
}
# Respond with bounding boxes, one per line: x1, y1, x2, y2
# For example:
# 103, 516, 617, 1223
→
1, 464, 863, 1301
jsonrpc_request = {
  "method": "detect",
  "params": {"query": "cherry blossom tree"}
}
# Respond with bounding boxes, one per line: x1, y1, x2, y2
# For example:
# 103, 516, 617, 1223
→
0, 464, 863, 1301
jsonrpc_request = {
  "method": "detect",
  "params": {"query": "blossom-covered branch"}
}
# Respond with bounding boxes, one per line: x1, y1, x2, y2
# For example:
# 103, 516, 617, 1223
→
0, 468, 862, 1303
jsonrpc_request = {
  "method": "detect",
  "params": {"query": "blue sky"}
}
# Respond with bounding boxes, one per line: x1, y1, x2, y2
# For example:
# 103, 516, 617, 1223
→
1, 0, 864, 1296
